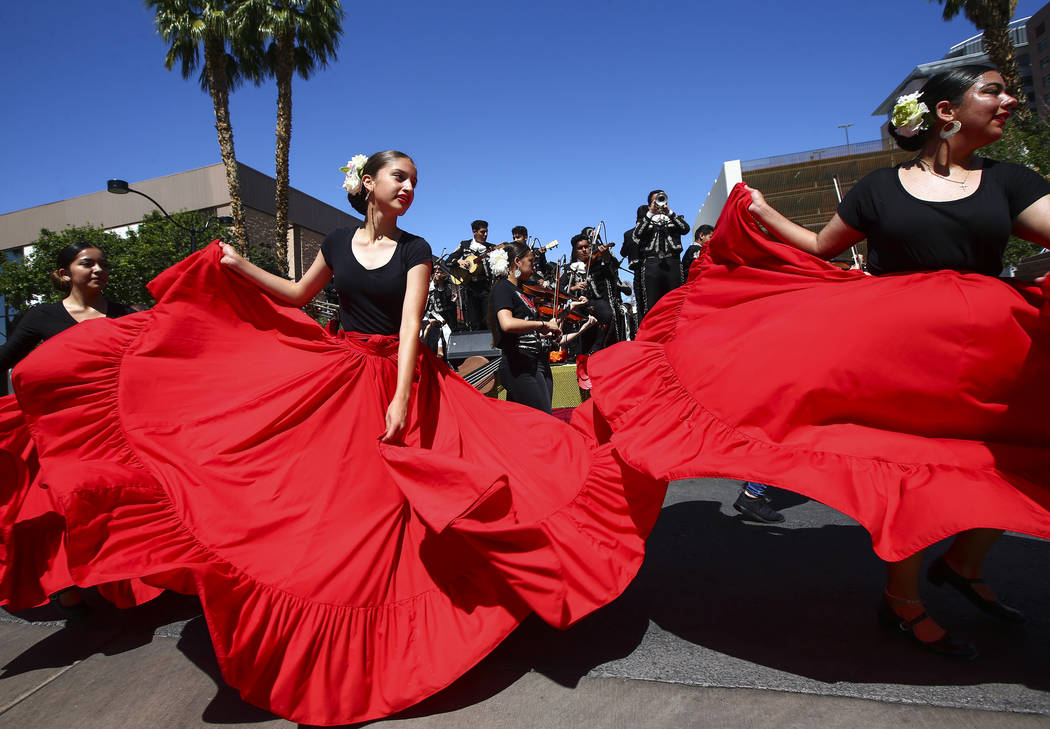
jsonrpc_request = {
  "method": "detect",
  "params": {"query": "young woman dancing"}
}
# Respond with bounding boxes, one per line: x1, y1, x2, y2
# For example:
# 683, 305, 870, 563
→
583, 66, 1050, 660
0, 242, 135, 614
1, 150, 664, 725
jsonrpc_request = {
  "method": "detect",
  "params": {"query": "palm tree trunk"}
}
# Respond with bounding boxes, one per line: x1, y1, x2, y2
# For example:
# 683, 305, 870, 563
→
204, 36, 249, 252
273, 31, 294, 274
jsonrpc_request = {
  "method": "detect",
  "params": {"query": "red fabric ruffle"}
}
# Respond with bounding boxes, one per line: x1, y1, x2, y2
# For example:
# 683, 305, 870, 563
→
587, 183, 1050, 561
5, 242, 665, 726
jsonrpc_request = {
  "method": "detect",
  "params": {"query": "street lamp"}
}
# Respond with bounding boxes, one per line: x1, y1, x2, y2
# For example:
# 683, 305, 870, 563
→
106, 179, 233, 255
838, 123, 854, 150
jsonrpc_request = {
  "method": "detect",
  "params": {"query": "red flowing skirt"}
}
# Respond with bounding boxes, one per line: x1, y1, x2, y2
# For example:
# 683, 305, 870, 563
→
584, 183, 1050, 561
0, 243, 665, 726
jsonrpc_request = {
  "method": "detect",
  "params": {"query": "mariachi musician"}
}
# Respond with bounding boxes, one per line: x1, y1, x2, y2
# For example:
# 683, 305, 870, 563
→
422, 261, 458, 358
443, 219, 493, 330
559, 232, 620, 354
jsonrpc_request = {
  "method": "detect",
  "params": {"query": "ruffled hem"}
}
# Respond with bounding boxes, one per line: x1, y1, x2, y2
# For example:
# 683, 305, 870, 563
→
7, 243, 668, 725
382, 438, 664, 628
588, 337, 1050, 562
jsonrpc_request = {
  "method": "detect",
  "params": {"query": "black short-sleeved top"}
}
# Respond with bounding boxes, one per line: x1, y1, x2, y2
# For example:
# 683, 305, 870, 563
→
837, 159, 1050, 276
0, 301, 133, 371
491, 278, 544, 357
320, 226, 432, 335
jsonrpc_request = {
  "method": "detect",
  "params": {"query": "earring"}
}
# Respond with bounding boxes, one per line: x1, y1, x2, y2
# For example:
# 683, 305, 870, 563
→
512, 270, 520, 280
939, 120, 961, 139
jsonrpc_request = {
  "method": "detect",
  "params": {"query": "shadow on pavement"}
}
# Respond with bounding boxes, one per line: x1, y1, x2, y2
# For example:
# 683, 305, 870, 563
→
484, 496, 1049, 694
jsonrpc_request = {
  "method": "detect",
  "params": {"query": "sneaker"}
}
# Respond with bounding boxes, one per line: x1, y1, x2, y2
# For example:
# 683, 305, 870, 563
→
733, 489, 785, 523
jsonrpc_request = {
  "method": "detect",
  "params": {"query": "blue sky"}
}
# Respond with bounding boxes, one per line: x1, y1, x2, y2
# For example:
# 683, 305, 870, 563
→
3, 1, 1046, 259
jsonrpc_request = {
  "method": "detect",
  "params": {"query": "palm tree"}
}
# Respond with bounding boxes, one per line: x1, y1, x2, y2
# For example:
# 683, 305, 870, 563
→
147, 0, 250, 251
932, 0, 1026, 106
239, 0, 343, 270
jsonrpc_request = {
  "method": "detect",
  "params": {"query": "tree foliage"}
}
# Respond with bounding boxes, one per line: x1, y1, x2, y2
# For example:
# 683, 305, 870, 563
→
932, 0, 1025, 105
147, 0, 252, 250
0, 212, 234, 313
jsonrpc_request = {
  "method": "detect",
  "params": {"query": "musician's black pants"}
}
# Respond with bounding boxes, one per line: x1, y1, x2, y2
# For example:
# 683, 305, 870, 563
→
635, 256, 683, 321
462, 285, 489, 330
580, 298, 614, 355
499, 351, 552, 414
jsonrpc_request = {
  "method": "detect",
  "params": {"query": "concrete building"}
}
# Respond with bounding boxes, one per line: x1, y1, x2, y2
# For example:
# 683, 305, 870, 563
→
1029, 3, 1050, 119
1, 162, 360, 279
1, 162, 359, 341
695, 138, 914, 265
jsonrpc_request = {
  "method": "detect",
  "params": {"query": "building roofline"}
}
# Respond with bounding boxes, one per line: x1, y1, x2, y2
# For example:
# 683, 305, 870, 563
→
0, 162, 356, 250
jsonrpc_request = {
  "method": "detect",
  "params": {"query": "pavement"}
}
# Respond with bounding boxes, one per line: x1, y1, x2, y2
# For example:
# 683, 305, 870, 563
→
1, 478, 1048, 729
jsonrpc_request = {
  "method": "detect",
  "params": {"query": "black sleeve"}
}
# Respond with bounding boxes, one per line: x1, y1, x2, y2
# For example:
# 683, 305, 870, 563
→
440, 243, 458, 269
673, 214, 690, 235
492, 281, 516, 315
0, 308, 46, 371
620, 238, 637, 260
403, 236, 433, 269
999, 161, 1050, 217
633, 216, 653, 243
320, 228, 347, 270
837, 171, 880, 233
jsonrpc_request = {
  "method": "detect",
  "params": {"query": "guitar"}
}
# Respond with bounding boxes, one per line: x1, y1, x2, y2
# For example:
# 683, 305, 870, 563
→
448, 240, 560, 286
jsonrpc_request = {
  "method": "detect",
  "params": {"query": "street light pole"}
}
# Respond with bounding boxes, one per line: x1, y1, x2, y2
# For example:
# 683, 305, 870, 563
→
106, 179, 232, 256
838, 123, 854, 151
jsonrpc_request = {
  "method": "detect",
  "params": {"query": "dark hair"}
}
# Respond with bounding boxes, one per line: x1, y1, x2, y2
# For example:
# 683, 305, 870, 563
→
888, 65, 994, 151
647, 189, 665, 205
695, 224, 714, 241
571, 233, 589, 247
346, 150, 414, 216
471, 220, 488, 232
487, 240, 532, 347
511, 225, 528, 239
636, 205, 649, 222
51, 241, 106, 292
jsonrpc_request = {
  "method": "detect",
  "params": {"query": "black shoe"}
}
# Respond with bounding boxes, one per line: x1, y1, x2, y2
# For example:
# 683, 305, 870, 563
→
927, 555, 1026, 624
49, 590, 92, 622
733, 490, 784, 523
877, 598, 978, 660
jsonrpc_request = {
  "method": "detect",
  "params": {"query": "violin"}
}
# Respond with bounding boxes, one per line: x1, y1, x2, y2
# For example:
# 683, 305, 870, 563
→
536, 299, 585, 323
520, 280, 555, 301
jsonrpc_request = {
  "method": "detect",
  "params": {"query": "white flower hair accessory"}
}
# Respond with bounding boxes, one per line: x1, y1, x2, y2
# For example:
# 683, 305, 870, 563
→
891, 92, 930, 138
489, 248, 510, 277
339, 154, 369, 194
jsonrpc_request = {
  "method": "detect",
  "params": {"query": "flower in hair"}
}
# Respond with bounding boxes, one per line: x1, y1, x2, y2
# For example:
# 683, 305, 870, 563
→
339, 154, 369, 194
489, 248, 510, 277
891, 92, 930, 137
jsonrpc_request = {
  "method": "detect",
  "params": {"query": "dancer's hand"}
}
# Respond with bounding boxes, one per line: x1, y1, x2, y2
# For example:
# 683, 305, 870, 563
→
745, 185, 771, 217
219, 242, 245, 269
381, 397, 408, 443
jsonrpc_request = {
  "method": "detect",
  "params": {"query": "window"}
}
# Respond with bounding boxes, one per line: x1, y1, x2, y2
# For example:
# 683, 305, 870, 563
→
1042, 56, 1050, 69
1039, 39, 1048, 51
1037, 21, 1045, 37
